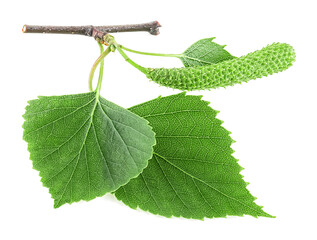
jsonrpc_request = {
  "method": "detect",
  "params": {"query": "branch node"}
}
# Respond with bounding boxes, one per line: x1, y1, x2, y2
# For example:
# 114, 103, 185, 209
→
92, 28, 107, 41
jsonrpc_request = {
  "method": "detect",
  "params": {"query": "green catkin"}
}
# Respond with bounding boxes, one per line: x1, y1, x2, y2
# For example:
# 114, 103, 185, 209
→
146, 43, 296, 90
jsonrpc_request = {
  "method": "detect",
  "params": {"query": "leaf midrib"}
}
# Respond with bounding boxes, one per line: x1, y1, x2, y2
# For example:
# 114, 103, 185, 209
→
179, 54, 213, 65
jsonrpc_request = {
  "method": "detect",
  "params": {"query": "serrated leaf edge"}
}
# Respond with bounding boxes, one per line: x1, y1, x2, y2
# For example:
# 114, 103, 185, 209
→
115, 92, 274, 219
23, 92, 157, 208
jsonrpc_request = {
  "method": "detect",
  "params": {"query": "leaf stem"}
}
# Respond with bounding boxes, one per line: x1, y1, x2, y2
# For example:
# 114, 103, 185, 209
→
120, 45, 182, 58
89, 44, 111, 93
114, 43, 148, 74
96, 42, 105, 93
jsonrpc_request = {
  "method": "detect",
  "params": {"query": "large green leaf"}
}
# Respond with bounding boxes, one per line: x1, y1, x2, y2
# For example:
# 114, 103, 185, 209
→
115, 92, 272, 219
23, 92, 156, 208
179, 37, 235, 67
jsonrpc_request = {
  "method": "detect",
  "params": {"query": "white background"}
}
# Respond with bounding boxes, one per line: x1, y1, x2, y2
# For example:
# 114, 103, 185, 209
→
1, 0, 316, 239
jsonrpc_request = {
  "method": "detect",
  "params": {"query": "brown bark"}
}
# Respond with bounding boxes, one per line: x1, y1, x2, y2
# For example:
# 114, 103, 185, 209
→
22, 21, 161, 36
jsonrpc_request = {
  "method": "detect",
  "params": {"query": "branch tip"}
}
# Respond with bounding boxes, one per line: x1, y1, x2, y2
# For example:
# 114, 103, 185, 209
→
22, 24, 27, 33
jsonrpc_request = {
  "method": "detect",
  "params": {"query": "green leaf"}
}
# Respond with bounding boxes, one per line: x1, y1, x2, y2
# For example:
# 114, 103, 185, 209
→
23, 92, 156, 208
179, 37, 235, 67
115, 92, 272, 219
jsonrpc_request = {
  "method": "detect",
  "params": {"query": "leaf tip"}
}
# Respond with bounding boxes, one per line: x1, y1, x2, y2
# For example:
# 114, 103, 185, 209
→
53, 201, 62, 209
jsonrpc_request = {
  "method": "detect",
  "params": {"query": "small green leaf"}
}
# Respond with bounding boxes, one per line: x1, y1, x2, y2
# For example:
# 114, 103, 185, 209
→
115, 92, 272, 219
179, 37, 235, 67
23, 92, 156, 208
